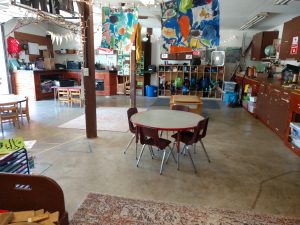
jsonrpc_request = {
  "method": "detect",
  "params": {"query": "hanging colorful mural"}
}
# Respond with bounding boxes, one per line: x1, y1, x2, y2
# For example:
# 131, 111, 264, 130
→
101, 7, 139, 53
161, 0, 220, 54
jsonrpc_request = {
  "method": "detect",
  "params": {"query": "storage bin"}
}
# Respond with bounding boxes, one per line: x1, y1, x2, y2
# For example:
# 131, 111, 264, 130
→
146, 85, 158, 97
290, 122, 300, 140
223, 81, 237, 92
223, 92, 238, 106
248, 105, 256, 113
249, 96, 257, 102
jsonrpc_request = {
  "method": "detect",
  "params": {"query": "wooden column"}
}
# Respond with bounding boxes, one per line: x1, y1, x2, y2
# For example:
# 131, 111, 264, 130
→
130, 47, 136, 108
82, 1, 97, 138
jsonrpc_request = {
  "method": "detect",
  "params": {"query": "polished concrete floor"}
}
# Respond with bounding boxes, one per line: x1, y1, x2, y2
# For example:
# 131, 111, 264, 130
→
2, 96, 300, 219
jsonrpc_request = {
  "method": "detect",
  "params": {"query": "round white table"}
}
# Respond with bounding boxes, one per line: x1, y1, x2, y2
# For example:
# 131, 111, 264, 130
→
0, 95, 26, 105
0, 94, 27, 124
131, 109, 203, 131
131, 109, 204, 170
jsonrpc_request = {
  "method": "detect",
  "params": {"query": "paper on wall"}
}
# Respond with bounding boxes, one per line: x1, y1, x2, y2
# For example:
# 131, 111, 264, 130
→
28, 42, 39, 55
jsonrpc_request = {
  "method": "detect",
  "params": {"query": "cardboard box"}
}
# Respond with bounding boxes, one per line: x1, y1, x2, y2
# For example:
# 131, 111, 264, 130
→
44, 58, 55, 70
42, 50, 50, 58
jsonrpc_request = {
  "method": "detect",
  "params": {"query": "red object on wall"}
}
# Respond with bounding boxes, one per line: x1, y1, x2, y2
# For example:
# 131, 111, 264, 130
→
0, 209, 9, 213
7, 36, 21, 55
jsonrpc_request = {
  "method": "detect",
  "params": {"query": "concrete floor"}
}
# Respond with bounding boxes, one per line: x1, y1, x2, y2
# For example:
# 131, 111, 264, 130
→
2, 95, 300, 219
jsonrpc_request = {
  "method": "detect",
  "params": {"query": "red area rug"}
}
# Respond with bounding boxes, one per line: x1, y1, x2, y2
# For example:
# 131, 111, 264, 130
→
70, 193, 300, 225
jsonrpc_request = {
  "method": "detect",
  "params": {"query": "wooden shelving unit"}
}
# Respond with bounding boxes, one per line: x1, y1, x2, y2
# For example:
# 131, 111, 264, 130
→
158, 64, 224, 98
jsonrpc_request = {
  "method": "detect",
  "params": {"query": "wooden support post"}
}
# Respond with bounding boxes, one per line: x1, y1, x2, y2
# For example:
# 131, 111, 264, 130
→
81, 1, 97, 138
130, 47, 136, 108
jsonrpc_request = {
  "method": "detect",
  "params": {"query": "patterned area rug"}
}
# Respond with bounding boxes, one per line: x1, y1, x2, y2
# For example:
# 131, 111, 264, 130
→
70, 193, 300, 225
58, 107, 146, 132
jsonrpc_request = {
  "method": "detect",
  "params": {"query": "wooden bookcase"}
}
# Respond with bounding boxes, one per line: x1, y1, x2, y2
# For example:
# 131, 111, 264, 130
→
158, 64, 224, 98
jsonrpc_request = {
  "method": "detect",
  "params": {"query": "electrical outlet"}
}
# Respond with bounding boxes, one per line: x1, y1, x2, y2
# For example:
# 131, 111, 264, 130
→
83, 68, 89, 76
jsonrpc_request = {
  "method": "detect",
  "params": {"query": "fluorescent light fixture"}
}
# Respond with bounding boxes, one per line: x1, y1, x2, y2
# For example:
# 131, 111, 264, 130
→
239, 12, 269, 30
274, 0, 293, 5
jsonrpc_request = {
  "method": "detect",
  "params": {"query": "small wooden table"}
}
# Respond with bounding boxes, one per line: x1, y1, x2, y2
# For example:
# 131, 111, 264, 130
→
131, 109, 204, 170
170, 95, 202, 114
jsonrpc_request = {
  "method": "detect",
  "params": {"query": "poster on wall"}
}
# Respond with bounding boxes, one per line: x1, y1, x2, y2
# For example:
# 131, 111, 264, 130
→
101, 7, 138, 53
161, 0, 220, 54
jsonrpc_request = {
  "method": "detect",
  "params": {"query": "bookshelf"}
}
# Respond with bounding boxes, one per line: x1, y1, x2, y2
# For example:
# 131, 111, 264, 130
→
158, 64, 224, 98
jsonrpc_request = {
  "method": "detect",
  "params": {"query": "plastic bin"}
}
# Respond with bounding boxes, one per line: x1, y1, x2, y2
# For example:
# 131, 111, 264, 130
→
223, 81, 237, 92
146, 85, 158, 97
223, 92, 238, 106
290, 122, 300, 140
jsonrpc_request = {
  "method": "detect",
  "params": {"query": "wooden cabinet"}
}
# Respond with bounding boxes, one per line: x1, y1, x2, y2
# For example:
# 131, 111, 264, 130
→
251, 31, 279, 61
95, 71, 117, 96
279, 16, 300, 61
63, 71, 81, 85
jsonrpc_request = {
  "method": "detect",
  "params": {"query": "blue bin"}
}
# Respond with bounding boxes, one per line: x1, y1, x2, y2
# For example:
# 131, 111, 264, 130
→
146, 85, 158, 97
223, 92, 238, 106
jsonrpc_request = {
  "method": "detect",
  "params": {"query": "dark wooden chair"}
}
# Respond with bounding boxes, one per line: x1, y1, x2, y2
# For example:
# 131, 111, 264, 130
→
169, 118, 210, 172
137, 126, 176, 175
124, 107, 138, 159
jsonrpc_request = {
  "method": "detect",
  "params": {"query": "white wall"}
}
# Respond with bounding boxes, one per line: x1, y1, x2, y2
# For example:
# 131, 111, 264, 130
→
51, 26, 82, 64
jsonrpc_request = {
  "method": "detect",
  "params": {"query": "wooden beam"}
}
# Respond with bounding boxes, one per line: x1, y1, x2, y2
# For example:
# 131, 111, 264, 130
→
81, 1, 97, 138
130, 47, 136, 108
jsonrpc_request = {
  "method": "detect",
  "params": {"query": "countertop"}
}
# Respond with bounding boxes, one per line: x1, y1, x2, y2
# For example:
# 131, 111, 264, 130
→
236, 73, 300, 93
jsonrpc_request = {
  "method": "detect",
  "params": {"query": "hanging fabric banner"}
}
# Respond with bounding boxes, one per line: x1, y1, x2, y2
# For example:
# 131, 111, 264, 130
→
161, 0, 220, 54
101, 7, 139, 53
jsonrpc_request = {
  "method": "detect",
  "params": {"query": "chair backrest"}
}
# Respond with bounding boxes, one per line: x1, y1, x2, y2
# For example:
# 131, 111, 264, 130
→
187, 117, 209, 145
0, 102, 19, 116
199, 117, 209, 139
69, 89, 81, 98
139, 126, 160, 146
172, 104, 189, 112
127, 107, 138, 134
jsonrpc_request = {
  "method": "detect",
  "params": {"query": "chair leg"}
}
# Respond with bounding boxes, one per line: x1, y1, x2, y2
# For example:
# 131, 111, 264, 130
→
1, 122, 3, 137
148, 145, 154, 159
186, 146, 197, 173
150, 146, 155, 158
136, 144, 146, 167
160, 130, 163, 137
165, 142, 175, 164
194, 143, 196, 154
160, 149, 167, 175
123, 134, 135, 154
200, 140, 211, 163
168, 146, 177, 163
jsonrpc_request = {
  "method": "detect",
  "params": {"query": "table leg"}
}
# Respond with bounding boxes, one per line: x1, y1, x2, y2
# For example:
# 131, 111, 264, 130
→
19, 102, 23, 125
176, 131, 180, 170
54, 89, 57, 102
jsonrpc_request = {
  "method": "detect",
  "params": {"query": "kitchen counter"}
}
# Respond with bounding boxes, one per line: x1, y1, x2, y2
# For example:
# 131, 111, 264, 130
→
235, 74, 300, 156
11, 69, 118, 100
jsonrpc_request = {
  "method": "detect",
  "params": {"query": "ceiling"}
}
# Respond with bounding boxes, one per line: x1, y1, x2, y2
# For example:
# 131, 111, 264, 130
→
1, 0, 300, 31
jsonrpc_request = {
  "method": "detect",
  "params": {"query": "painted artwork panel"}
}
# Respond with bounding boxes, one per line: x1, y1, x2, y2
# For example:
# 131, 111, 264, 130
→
161, 0, 220, 53
101, 7, 138, 53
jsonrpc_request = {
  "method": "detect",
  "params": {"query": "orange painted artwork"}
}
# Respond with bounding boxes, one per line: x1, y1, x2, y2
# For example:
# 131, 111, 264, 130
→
170, 45, 192, 54
178, 15, 190, 41
119, 27, 125, 35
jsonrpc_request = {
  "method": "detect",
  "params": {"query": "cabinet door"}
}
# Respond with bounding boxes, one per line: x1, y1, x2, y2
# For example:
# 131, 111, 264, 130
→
279, 16, 300, 60
256, 84, 267, 121
276, 97, 290, 139
251, 32, 263, 61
